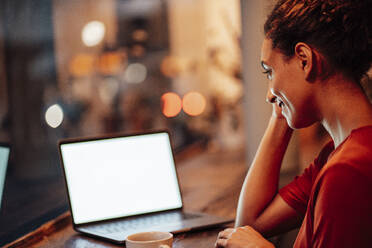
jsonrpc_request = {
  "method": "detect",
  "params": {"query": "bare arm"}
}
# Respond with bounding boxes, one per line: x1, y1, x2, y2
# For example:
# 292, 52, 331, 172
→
235, 111, 302, 236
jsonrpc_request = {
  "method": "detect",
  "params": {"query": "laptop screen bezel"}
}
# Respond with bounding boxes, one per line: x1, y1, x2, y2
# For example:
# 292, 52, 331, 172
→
58, 129, 185, 226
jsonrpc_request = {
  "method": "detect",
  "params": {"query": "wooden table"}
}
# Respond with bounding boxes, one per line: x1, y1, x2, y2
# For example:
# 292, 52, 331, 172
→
5, 148, 247, 248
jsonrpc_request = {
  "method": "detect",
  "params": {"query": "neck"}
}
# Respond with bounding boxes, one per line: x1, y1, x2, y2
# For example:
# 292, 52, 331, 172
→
317, 75, 372, 147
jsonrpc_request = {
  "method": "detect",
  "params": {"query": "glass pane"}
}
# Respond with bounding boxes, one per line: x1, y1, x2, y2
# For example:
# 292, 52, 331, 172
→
0, 0, 243, 245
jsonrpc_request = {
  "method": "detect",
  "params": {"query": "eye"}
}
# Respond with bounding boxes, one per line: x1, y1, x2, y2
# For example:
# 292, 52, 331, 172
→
262, 70, 272, 80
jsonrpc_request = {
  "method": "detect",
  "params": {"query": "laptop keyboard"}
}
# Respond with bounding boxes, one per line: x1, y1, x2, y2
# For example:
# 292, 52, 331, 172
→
85, 212, 200, 234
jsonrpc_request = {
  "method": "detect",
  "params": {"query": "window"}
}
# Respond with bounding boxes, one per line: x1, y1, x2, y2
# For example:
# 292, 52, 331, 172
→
0, 0, 243, 245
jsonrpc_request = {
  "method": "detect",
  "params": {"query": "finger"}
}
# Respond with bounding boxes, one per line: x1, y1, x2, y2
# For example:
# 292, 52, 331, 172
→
216, 238, 228, 247
217, 228, 234, 239
242, 225, 263, 236
242, 225, 254, 231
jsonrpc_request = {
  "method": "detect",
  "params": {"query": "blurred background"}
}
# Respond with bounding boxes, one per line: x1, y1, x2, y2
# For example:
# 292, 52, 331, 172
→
0, 0, 246, 244
3, 0, 368, 246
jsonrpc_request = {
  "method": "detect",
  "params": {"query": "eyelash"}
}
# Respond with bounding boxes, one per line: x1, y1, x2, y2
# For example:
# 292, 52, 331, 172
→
262, 70, 272, 79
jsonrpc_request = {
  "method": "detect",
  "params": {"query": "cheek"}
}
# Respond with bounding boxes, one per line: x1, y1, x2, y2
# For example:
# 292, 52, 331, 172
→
280, 91, 311, 128
271, 69, 293, 96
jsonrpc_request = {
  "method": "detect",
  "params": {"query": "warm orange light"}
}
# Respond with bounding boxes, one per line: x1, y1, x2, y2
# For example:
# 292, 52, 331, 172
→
98, 51, 126, 75
130, 45, 146, 57
161, 92, 182, 118
160, 56, 186, 78
160, 56, 177, 78
183, 92, 206, 116
132, 29, 148, 42
69, 54, 95, 77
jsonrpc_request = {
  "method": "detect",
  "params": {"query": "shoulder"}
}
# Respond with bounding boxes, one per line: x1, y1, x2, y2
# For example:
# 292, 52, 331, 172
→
321, 163, 372, 189
311, 164, 372, 248
326, 125, 372, 179
315, 125, 372, 202
314, 140, 334, 166
315, 163, 372, 211
312, 163, 372, 224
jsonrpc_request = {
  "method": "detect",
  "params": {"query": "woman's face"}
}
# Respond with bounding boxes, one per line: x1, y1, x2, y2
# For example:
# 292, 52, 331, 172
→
260, 38, 318, 129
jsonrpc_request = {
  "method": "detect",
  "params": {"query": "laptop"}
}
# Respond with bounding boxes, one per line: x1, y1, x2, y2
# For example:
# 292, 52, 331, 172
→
0, 143, 10, 209
58, 130, 232, 244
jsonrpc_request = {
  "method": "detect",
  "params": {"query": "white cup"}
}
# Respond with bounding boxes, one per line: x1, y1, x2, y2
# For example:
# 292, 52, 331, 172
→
125, 231, 173, 248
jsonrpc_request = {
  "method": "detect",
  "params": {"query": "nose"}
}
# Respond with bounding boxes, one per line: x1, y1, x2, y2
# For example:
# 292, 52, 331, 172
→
266, 90, 276, 104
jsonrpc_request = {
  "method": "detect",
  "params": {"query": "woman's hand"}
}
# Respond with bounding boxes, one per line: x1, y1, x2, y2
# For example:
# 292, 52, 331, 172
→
266, 91, 286, 120
215, 226, 275, 248
271, 101, 284, 119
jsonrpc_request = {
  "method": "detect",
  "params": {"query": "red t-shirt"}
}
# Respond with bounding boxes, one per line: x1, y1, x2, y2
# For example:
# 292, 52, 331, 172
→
279, 125, 372, 247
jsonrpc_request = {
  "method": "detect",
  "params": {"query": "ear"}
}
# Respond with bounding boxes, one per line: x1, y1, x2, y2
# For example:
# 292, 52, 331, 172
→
294, 42, 315, 81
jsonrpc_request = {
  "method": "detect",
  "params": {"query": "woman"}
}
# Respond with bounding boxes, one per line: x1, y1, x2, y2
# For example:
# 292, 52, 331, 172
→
216, 0, 372, 247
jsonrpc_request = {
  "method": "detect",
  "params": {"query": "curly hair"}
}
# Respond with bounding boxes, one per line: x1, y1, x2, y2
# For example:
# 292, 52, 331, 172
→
264, 0, 372, 83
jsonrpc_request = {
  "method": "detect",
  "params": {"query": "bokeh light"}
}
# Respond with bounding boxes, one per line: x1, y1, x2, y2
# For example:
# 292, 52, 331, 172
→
182, 92, 206, 116
99, 77, 120, 104
160, 56, 186, 78
82, 21, 105, 47
161, 92, 182, 118
124, 63, 147, 83
45, 104, 64, 128
69, 54, 95, 77
130, 45, 146, 57
98, 52, 124, 75
132, 29, 148, 42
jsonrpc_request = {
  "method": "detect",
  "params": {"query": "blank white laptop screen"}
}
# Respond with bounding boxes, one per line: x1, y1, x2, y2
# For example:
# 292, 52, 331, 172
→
0, 145, 10, 208
60, 132, 183, 224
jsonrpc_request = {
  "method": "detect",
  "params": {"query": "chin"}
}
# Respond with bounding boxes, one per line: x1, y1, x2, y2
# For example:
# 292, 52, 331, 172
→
286, 119, 298, 129
286, 116, 314, 130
